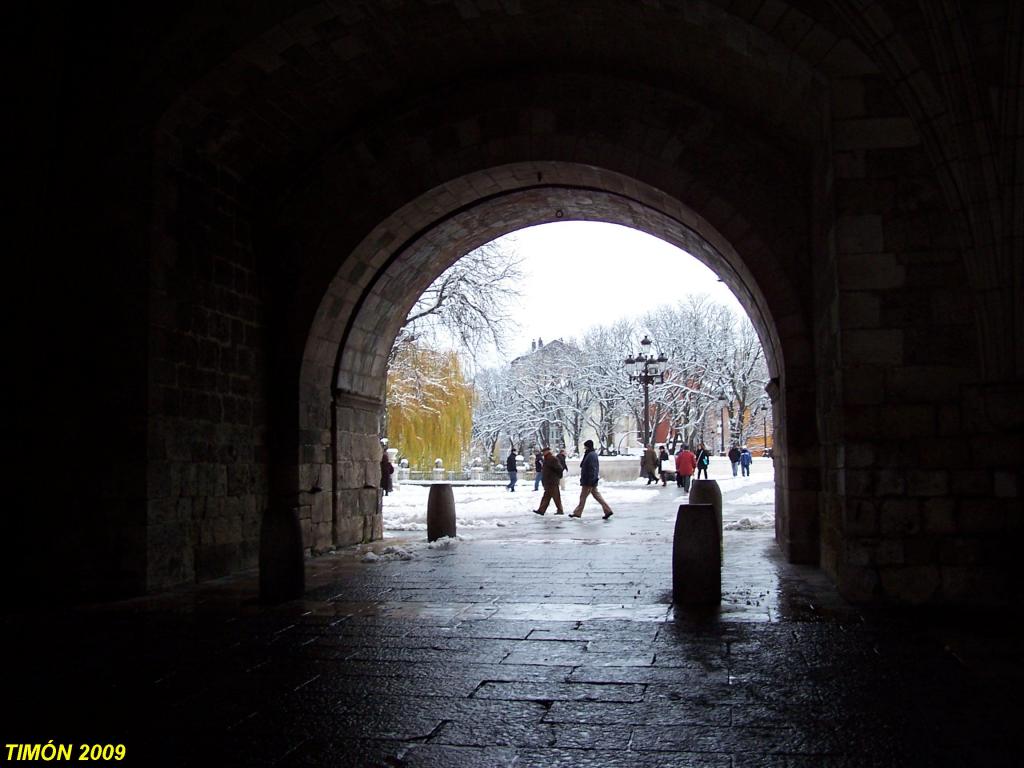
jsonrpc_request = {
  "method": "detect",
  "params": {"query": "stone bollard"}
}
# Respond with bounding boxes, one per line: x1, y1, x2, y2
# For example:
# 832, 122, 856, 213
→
470, 467, 483, 482
689, 479, 723, 564
672, 503, 721, 603
426, 483, 457, 542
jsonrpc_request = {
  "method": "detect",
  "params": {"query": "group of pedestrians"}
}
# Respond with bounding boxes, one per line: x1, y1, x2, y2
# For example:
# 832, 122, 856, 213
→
666, 443, 707, 491
640, 442, 709, 490
388, 438, 754, 508
502, 437, 755, 521
505, 441, 614, 519
639, 441, 755, 491
728, 445, 754, 477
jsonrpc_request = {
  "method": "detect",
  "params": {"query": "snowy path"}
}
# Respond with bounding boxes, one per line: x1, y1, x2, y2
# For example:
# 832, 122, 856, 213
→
380, 456, 774, 550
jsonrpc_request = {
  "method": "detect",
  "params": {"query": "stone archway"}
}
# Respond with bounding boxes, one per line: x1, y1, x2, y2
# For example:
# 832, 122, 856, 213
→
286, 161, 819, 597
118, 0, 1018, 608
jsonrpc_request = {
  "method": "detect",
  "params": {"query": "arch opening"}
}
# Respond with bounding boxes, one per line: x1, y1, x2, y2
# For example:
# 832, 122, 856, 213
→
293, 162, 819, 578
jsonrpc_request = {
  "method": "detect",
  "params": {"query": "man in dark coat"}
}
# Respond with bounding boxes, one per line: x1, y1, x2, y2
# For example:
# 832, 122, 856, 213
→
380, 450, 394, 496
533, 450, 544, 491
642, 445, 659, 484
570, 440, 613, 519
505, 448, 518, 491
728, 445, 741, 476
532, 447, 565, 515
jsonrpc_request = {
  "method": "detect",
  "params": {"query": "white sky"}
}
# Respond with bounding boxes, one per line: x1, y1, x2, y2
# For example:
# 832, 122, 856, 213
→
490, 221, 744, 362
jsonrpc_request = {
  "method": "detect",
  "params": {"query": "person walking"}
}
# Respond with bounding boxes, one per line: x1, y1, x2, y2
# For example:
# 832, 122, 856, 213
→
505, 448, 518, 491
532, 447, 565, 516
675, 445, 696, 492
380, 450, 394, 496
695, 443, 711, 480
570, 440, 613, 519
642, 445, 659, 485
533, 450, 543, 491
658, 444, 671, 486
728, 444, 741, 477
557, 448, 569, 490
740, 446, 752, 477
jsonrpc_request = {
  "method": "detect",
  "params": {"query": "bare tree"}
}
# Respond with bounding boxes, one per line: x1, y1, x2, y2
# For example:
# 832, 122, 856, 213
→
387, 237, 523, 453
580, 320, 638, 452
471, 366, 535, 460
469, 294, 771, 461
721, 315, 769, 445
644, 296, 738, 447
470, 367, 508, 461
395, 238, 524, 365
545, 342, 594, 453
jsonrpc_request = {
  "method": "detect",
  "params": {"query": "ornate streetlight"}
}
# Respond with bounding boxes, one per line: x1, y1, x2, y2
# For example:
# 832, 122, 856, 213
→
625, 335, 668, 448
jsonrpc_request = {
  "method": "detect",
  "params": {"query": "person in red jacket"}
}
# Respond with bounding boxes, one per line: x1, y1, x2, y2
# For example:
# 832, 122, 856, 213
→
675, 445, 697, 493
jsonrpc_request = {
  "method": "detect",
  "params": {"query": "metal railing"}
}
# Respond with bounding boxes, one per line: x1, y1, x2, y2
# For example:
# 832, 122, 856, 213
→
401, 469, 535, 482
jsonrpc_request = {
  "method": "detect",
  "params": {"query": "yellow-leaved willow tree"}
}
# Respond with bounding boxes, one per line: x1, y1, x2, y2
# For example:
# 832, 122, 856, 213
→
385, 343, 473, 471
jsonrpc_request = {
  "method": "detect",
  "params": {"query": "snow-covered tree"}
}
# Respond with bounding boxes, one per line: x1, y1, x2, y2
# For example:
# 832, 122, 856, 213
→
635, 296, 733, 448
640, 295, 772, 450
579, 320, 637, 452
393, 238, 523, 365
386, 238, 522, 464
467, 290, 771, 461
720, 315, 770, 445
471, 367, 534, 460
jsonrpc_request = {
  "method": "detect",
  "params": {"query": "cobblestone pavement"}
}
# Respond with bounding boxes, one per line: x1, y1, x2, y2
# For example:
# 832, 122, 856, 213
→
5, 484, 1022, 766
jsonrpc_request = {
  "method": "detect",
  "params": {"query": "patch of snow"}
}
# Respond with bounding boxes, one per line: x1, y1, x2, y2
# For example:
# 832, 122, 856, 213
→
427, 536, 459, 550
362, 545, 415, 562
731, 489, 775, 506
724, 513, 774, 531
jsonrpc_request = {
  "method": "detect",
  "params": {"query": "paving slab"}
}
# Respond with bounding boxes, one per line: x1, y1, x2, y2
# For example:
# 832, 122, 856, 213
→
2, 481, 1021, 766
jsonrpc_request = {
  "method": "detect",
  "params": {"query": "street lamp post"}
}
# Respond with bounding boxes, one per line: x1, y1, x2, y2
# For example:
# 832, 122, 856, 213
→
718, 395, 727, 455
625, 336, 668, 449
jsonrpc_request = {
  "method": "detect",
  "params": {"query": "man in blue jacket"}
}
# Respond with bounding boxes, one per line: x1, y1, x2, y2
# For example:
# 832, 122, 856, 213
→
570, 440, 614, 520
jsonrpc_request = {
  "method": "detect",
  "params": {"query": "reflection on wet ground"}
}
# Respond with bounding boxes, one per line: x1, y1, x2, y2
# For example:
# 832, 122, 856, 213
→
5, 483, 1021, 766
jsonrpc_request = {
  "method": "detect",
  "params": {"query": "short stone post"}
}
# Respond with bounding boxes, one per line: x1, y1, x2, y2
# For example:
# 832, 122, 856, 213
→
672, 502, 721, 603
432, 457, 445, 481
426, 483, 457, 541
689, 479, 723, 564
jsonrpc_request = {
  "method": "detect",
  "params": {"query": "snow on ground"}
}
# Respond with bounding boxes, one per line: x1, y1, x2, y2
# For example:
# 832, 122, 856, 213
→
382, 456, 775, 531
359, 537, 461, 562
730, 488, 775, 506
724, 513, 775, 531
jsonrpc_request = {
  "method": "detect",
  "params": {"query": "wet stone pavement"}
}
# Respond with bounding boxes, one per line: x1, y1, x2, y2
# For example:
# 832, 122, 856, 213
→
5, 484, 1022, 767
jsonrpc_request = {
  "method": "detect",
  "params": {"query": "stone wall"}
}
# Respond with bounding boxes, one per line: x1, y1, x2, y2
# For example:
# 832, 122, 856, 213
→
147, 143, 269, 588
826, 65, 1019, 603
21, 1, 1020, 608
